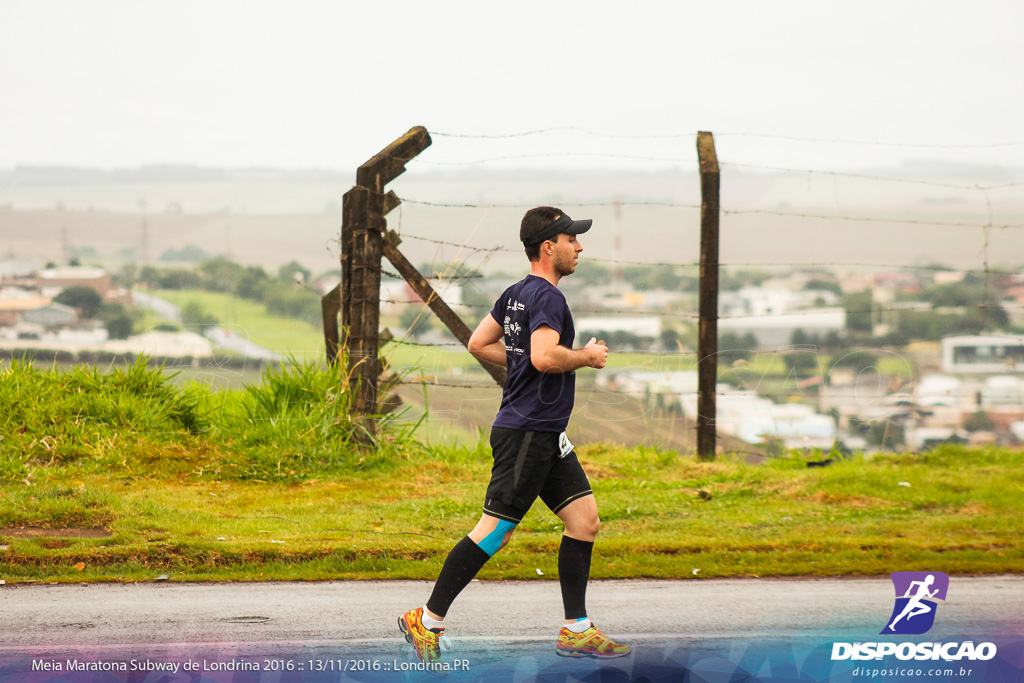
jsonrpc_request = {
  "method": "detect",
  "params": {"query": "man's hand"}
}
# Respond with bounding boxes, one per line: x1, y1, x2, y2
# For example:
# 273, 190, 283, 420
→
583, 337, 608, 369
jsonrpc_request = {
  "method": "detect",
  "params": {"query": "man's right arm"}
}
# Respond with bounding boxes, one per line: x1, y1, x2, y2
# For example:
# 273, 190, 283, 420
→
467, 314, 507, 366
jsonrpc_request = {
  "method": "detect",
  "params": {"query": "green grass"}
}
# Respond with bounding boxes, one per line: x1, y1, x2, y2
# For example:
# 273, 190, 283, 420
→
2, 357, 1021, 583
149, 289, 324, 360
1, 438, 1021, 582
0, 357, 417, 484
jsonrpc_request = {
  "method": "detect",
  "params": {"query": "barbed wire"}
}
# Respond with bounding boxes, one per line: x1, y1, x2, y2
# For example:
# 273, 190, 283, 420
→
381, 337, 464, 348
389, 232, 1024, 272
714, 132, 1024, 149
410, 135, 1023, 193
358, 129, 1020, 415
721, 207, 1024, 231
429, 127, 1024, 148
383, 298, 1004, 321
717, 161, 1023, 192
399, 198, 1024, 231
397, 381, 919, 404
414, 154, 1023, 190
412, 152, 1024, 192
411, 152, 700, 167
400, 198, 701, 210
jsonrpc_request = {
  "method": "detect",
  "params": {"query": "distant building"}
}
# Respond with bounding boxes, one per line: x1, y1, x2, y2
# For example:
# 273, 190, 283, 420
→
0, 259, 45, 279
375, 280, 462, 313
718, 309, 845, 349
22, 302, 77, 327
681, 390, 837, 449
576, 316, 661, 339
941, 334, 1024, 374
0, 290, 52, 326
599, 369, 837, 449
981, 376, 1023, 408
719, 286, 838, 318
36, 266, 111, 299
916, 374, 961, 407
102, 331, 213, 359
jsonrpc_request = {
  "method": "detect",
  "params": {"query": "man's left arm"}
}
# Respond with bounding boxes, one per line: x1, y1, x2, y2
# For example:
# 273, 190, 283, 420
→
531, 326, 607, 373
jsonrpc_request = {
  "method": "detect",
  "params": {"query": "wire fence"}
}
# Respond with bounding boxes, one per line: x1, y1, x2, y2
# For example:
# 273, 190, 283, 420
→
372, 127, 1023, 435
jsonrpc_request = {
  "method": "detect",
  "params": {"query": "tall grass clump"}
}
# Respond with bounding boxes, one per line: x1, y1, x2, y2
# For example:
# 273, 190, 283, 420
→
1, 356, 427, 483
208, 358, 425, 480
0, 357, 207, 481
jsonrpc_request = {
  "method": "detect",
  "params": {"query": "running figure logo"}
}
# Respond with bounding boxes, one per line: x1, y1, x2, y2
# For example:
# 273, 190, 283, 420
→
882, 571, 949, 635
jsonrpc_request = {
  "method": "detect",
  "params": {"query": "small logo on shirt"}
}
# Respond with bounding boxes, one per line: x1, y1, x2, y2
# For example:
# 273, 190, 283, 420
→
503, 316, 521, 337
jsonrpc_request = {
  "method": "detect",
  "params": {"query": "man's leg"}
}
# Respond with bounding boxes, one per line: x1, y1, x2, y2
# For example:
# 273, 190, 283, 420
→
555, 495, 600, 623
552, 493, 630, 658
423, 513, 518, 621
400, 513, 518, 666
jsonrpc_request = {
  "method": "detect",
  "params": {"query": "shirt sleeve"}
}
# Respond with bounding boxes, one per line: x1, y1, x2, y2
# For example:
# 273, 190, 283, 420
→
528, 290, 567, 335
489, 297, 504, 328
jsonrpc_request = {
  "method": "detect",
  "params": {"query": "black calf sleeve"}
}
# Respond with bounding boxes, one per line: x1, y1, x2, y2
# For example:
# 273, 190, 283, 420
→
558, 535, 594, 620
425, 536, 492, 618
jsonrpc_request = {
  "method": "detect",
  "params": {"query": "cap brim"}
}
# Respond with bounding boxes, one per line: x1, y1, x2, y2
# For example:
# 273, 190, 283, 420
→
564, 218, 592, 235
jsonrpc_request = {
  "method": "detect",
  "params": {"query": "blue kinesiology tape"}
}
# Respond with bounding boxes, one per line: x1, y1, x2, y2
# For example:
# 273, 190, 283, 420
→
478, 519, 517, 556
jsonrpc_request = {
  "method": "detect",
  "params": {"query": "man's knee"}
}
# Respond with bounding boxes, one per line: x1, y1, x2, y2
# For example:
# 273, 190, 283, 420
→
568, 514, 600, 541
475, 518, 518, 556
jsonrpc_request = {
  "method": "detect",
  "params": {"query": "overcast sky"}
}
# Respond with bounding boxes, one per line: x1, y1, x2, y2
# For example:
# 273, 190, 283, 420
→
2, 0, 1023, 173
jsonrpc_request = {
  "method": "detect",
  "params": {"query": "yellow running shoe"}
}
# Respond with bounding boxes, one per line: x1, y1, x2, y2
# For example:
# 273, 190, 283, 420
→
398, 608, 451, 672
556, 624, 632, 659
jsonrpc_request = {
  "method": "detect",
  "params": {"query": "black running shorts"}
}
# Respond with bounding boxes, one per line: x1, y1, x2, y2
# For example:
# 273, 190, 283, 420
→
482, 427, 593, 524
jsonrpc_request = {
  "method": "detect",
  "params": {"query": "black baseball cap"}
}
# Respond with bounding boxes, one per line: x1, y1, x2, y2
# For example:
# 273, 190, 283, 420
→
520, 211, 593, 247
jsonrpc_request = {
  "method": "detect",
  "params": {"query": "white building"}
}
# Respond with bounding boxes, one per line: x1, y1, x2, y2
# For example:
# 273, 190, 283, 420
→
981, 376, 1024, 407
720, 286, 839, 317
600, 369, 837, 449
378, 280, 463, 313
719, 309, 846, 349
916, 374, 961, 407
941, 334, 1024, 374
575, 316, 661, 339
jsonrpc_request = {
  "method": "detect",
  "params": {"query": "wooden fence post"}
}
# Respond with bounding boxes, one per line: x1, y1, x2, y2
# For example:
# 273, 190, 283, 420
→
326, 125, 511, 443
322, 282, 341, 365
696, 131, 720, 461
336, 127, 432, 435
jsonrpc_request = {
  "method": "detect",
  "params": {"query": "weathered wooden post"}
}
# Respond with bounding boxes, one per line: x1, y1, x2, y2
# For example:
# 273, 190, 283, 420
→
383, 230, 507, 386
339, 127, 432, 434
696, 131, 720, 461
322, 282, 341, 365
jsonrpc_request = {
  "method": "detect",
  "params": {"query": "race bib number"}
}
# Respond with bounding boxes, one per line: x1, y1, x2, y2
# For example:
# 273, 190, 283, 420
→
558, 432, 574, 459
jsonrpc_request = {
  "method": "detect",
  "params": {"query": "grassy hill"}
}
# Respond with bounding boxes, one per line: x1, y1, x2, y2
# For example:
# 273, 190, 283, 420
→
148, 289, 325, 360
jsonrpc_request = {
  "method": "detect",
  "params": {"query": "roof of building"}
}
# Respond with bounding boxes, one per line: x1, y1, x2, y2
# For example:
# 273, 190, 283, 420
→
38, 267, 107, 280
942, 334, 1024, 345
0, 295, 52, 311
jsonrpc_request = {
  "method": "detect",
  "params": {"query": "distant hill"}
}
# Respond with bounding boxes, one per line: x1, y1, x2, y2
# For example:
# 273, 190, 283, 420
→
1, 164, 1021, 272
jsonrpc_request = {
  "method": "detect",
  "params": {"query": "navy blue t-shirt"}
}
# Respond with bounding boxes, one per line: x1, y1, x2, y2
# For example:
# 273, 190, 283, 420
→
489, 275, 576, 432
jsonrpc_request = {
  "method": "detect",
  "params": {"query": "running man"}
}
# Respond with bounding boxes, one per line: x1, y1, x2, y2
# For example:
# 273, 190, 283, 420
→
888, 574, 939, 631
399, 206, 631, 667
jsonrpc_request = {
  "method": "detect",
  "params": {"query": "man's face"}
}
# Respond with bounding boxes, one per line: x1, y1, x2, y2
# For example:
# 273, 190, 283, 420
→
549, 233, 583, 277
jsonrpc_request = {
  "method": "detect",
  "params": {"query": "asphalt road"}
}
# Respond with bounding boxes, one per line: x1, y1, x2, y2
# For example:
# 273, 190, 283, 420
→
1, 577, 1021, 681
